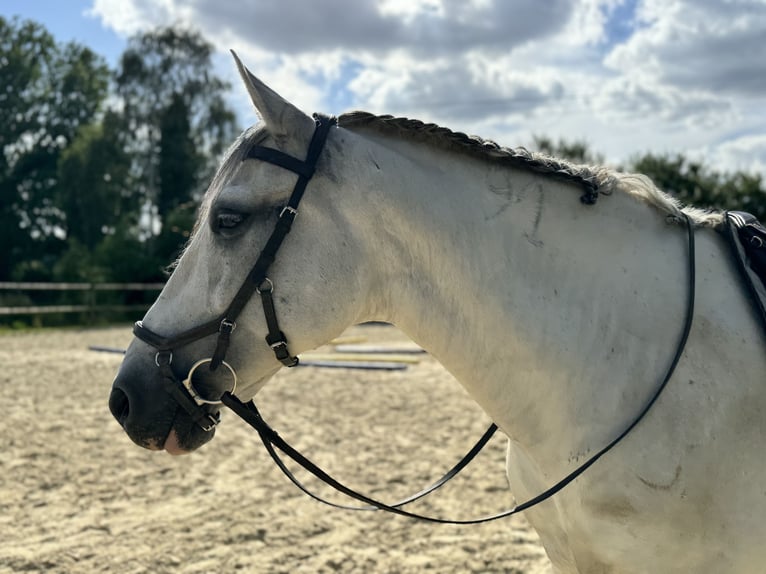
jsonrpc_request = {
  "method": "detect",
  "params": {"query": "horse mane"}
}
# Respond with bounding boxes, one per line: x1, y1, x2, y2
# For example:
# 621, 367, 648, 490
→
338, 111, 723, 227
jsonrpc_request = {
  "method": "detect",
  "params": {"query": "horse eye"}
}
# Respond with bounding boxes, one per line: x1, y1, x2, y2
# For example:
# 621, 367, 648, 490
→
215, 211, 247, 232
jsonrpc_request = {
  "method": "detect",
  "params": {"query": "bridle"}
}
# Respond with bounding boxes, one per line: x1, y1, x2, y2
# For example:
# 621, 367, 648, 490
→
133, 114, 337, 429
132, 113, 697, 523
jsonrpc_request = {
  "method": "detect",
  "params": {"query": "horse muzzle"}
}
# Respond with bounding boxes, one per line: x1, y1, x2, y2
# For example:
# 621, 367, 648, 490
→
108, 344, 219, 453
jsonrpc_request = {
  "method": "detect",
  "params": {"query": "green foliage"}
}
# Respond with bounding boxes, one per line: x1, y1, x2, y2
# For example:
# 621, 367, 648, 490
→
2, 16, 765, 327
93, 227, 166, 282
56, 115, 131, 249
534, 136, 766, 219
53, 239, 102, 282
632, 153, 766, 220
533, 135, 605, 166
1, 20, 237, 282
158, 94, 199, 218
0, 20, 238, 324
0, 16, 110, 279
11, 259, 53, 282
109, 25, 237, 273
153, 201, 197, 267
115, 26, 237, 216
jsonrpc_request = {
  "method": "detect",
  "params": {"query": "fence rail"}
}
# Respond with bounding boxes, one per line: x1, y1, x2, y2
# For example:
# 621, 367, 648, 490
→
0, 282, 164, 291
0, 282, 164, 316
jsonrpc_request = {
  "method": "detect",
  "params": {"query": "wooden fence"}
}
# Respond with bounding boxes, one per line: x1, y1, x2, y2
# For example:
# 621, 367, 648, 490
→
0, 282, 164, 316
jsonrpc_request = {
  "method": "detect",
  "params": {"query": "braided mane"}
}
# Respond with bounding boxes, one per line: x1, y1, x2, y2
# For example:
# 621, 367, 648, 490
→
338, 111, 723, 227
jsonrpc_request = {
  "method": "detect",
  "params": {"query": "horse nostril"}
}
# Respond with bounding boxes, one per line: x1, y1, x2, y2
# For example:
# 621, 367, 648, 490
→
109, 388, 130, 427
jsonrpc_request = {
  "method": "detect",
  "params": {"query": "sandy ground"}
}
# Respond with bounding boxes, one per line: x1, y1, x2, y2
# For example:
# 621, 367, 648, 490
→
0, 324, 551, 573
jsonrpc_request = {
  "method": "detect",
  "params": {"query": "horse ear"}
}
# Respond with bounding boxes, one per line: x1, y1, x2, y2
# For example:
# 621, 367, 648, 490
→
230, 50, 314, 145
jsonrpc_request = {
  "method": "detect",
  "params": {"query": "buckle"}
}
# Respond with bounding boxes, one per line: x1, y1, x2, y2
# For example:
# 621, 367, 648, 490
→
268, 338, 299, 367
200, 411, 221, 432
219, 318, 236, 334
269, 339, 287, 350
279, 206, 297, 220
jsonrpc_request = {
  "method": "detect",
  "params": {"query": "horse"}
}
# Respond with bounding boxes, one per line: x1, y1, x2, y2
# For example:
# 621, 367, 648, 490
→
109, 54, 766, 573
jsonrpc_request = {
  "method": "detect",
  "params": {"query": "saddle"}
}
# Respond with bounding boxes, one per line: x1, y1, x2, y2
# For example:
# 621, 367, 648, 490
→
723, 211, 766, 331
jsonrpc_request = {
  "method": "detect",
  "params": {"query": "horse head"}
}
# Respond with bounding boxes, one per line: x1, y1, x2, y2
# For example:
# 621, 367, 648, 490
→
109, 54, 372, 453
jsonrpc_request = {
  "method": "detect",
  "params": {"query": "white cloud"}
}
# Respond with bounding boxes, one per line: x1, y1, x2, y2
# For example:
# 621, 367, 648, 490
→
593, 76, 736, 129
691, 134, 766, 178
88, 0, 766, 179
87, 0, 175, 37
606, 0, 766, 96
346, 51, 566, 123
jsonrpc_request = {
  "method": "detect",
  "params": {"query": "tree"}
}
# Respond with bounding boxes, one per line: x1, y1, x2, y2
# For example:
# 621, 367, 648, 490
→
532, 135, 605, 165
0, 17, 54, 279
0, 16, 109, 279
530, 133, 766, 219
114, 26, 237, 244
158, 93, 199, 218
631, 153, 766, 220
56, 112, 131, 250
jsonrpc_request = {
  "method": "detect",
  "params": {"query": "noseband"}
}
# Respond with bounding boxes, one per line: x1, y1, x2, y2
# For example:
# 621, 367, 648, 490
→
133, 113, 338, 430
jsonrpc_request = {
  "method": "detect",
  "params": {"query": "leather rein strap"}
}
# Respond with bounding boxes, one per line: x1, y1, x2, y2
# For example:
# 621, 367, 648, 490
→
133, 111, 697, 524
132, 112, 504, 521
221, 213, 696, 524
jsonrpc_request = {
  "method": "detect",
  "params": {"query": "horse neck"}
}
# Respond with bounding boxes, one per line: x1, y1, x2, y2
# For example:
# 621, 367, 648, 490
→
347, 131, 689, 454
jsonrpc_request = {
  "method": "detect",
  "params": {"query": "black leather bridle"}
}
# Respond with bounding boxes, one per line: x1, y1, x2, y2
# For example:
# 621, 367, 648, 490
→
131, 113, 697, 524
133, 114, 338, 429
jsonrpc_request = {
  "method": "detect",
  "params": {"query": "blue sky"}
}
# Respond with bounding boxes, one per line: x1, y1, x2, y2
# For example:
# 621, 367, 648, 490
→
4, 0, 124, 65
4, 0, 766, 179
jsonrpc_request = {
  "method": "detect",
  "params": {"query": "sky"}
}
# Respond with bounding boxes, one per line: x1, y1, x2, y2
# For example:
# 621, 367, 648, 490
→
4, 0, 766, 179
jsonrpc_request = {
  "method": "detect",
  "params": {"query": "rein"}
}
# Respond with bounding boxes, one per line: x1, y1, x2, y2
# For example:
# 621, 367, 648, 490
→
220, 212, 695, 524
133, 113, 697, 523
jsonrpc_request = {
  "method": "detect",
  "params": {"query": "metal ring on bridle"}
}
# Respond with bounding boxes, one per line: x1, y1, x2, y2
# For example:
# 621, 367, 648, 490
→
155, 351, 173, 367
256, 278, 274, 294
182, 358, 238, 405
